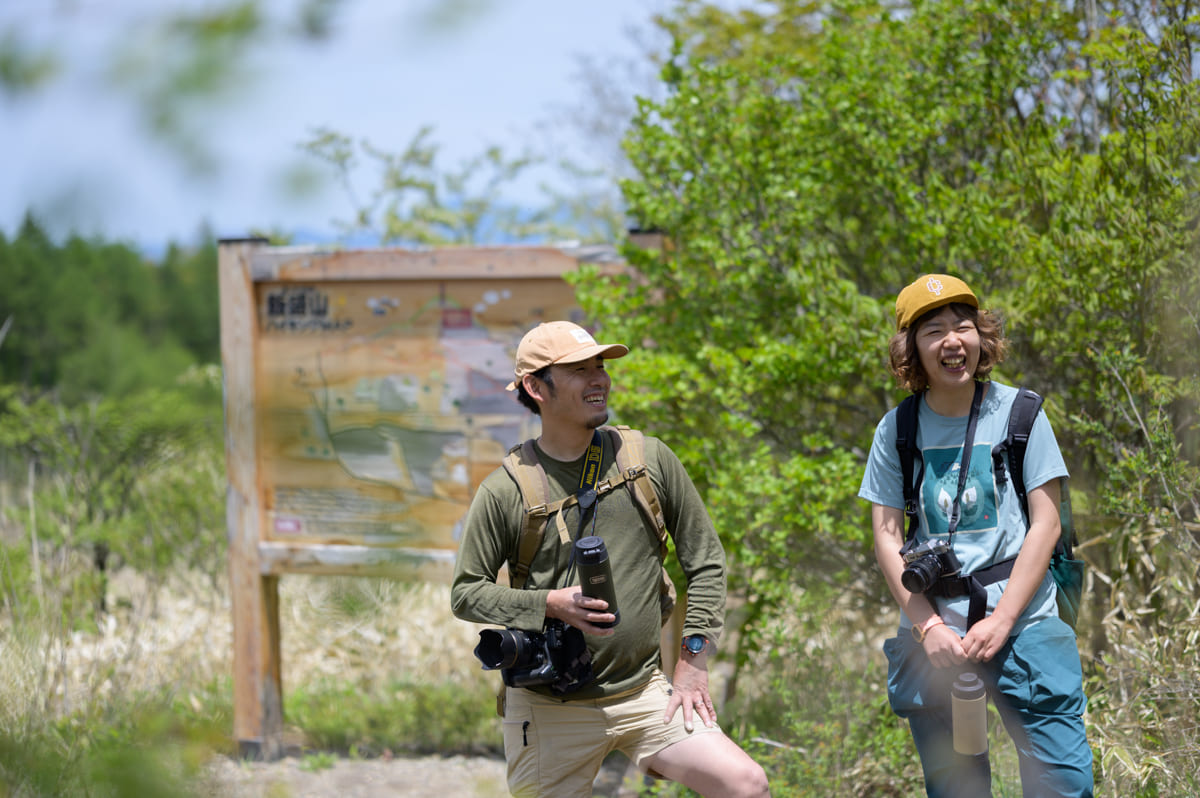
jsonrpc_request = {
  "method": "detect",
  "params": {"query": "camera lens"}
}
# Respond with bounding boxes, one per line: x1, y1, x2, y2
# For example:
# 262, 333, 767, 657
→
474, 628, 536, 670
901, 556, 941, 594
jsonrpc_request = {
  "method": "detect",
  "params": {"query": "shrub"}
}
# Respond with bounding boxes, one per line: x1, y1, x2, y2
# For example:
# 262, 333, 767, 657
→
286, 678, 500, 757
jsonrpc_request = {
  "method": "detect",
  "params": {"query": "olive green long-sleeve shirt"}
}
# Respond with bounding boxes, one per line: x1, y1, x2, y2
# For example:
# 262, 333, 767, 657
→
450, 433, 727, 700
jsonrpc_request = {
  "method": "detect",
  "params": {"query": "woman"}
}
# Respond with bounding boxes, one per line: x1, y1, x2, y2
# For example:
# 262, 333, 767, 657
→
858, 274, 1092, 797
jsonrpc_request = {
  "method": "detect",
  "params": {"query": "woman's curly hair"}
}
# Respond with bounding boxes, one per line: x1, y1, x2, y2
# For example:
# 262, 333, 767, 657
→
888, 303, 1008, 393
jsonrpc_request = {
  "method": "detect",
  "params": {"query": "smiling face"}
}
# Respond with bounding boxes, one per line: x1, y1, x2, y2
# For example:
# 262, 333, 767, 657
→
535, 355, 612, 431
915, 305, 981, 396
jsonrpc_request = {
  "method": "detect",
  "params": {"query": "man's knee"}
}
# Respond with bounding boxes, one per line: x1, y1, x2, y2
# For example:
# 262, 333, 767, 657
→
728, 757, 770, 798
644, 735, 770, 797
696, 746, 770, 798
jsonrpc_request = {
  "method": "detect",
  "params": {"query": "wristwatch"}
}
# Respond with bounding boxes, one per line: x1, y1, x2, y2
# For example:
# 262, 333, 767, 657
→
681, 634, 709, 657
911, 615, 945, 643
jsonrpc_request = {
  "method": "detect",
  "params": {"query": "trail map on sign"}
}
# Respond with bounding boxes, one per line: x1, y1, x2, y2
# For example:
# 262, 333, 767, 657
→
255, 278, 579, 553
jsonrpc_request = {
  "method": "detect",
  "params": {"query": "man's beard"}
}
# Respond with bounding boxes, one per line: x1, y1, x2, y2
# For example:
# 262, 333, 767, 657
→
586, 411, 610, 430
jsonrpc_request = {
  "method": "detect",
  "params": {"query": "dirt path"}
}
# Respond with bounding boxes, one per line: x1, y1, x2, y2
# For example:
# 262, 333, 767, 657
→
204, 751, 644, 797
205, 753, 510, 798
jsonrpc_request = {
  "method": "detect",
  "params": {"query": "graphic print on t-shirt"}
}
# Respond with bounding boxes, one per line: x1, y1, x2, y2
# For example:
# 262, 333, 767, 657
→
920, 443, 998, 537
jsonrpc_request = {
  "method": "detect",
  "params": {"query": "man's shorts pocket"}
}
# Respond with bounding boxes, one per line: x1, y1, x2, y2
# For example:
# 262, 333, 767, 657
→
502, 704, 537, 796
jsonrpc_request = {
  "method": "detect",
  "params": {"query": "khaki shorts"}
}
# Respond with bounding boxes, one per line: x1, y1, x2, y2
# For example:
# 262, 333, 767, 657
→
502, 669, 723, 798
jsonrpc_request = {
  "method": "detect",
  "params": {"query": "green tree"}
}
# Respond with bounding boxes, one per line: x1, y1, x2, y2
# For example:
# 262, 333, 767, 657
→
0, 219, 212, 398
0, 381, 223, 619
158, 236, 221, 365
581, 1, 1199, 789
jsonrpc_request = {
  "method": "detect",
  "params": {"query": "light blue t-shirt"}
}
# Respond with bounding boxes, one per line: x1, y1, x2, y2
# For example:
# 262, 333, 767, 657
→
859, 382, 1069, 635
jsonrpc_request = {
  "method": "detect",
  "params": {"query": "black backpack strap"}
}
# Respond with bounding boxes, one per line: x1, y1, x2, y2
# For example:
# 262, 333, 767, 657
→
894, 393, 922, 542
999, 388, 1064, 555
1005, 388, 1044, 510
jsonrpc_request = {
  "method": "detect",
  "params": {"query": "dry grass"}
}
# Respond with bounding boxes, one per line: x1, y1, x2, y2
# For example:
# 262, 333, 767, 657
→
6, 540, 1200, 796
0, 565, 490, 739
275, 575, 488, 690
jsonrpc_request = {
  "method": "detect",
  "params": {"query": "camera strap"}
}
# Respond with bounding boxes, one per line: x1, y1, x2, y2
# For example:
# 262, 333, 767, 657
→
950, 382, 991, 629
946, 381, 985, 541
563, 430, 605, 587
905, 383, 1027, 629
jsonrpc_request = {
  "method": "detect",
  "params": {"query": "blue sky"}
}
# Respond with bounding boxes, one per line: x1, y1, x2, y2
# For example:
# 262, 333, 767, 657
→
1, 1, 670, 250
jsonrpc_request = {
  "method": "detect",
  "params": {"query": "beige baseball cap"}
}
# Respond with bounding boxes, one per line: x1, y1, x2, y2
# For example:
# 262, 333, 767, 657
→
895, 274, 978, 331
505, 321, 629, 391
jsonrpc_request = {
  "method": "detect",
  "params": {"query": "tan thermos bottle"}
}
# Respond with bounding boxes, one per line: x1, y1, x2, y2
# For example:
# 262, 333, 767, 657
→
952, 671, 988, 755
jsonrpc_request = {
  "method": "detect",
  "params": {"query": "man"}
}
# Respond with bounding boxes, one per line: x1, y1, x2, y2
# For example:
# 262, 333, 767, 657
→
451, 320, 770, 798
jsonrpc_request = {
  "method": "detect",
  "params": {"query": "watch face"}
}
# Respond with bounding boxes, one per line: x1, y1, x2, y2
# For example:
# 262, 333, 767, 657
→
684, 636, 705, 654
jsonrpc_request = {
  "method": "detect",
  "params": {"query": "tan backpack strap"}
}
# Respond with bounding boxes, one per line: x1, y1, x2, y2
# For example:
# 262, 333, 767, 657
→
501, 440, 578, 588
502, 440, 549, 589
606, 425, 677, 625
608, 426, 669, 557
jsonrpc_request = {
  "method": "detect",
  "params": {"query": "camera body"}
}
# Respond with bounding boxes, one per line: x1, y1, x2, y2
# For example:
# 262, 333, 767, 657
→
900, 537, 963, 594
474, 619, 593, 694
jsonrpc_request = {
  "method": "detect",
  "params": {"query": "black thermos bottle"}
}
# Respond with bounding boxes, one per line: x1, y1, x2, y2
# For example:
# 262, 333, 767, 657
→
575, 535, 620, 628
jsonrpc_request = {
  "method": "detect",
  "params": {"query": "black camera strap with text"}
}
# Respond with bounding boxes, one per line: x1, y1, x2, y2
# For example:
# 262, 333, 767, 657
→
562, 429, 605, 588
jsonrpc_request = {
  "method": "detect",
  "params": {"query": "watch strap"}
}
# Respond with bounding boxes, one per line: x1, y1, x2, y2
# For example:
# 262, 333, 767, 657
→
912, 615, 945, 643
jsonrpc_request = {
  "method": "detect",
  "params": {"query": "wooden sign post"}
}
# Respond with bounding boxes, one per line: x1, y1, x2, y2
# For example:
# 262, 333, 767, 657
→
217, 239, 600, 758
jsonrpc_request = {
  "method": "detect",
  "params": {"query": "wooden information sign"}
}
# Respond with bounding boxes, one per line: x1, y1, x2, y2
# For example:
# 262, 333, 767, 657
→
218, 239, 599, 757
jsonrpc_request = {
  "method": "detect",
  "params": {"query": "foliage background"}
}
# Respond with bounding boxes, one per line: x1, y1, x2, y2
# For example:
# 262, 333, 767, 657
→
583, 0, 1200, 793
1, 1, 1199, 796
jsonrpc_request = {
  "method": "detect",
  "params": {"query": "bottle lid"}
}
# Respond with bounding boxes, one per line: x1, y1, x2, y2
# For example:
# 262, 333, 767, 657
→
953, 671, 986, 700
575, 535, 607, 562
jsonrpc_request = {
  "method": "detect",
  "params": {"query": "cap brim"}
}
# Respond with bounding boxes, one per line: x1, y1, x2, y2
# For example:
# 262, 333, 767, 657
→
553, 343, 629, 365
504, 343, 628, 391
898, 292, 978, 330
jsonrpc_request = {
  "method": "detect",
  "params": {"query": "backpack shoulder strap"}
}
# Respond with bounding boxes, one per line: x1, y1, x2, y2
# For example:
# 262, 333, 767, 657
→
605, 425, 678, 628
605, 425, 669, 557
501, 439, 578, 589
501, 440, 549, 590
502, 427, 672, 590
1004, 387, 1044, 529
894, 394, 922, 541
1001, 386, 1078, 557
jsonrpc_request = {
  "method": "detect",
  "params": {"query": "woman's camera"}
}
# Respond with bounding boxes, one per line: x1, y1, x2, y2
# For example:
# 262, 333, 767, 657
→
474, 620, 593, 694
900, 538, 963, 594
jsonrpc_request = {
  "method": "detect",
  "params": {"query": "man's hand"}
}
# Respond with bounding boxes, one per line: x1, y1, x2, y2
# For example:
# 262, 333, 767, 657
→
544, 585, 616, 636
664, 654, 716, 732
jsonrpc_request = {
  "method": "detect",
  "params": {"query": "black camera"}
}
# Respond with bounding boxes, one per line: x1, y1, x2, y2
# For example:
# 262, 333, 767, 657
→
575, 535, 619, 628
474, 619, 593, 694
900, 538, 962, 594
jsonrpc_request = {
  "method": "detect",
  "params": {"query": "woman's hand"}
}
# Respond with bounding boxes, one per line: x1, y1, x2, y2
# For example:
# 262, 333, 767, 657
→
962, 612, 1015, 662
922, 623, 968, 669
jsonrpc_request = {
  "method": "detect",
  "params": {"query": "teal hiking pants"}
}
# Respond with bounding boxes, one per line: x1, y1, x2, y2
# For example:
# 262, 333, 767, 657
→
883, 616, 1093, 798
